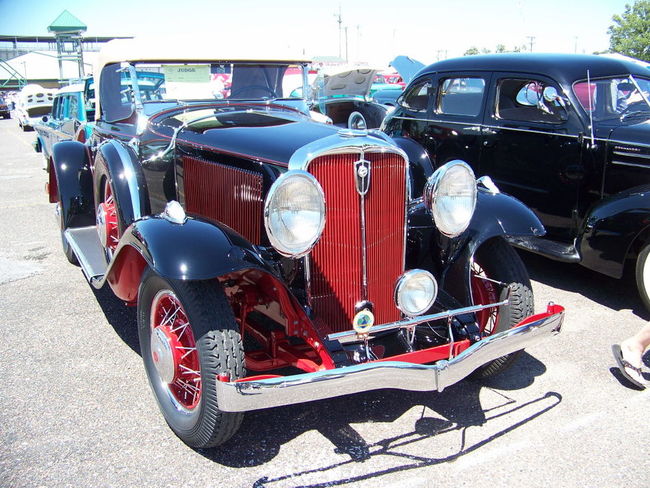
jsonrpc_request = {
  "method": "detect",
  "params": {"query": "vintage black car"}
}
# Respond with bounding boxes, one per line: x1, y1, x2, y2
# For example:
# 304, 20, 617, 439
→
47, 40, 563, 448
384, 53, 650, 310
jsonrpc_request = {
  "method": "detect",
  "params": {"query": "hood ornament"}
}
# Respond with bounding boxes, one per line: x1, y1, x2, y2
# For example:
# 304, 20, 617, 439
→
354, 158, 371, 196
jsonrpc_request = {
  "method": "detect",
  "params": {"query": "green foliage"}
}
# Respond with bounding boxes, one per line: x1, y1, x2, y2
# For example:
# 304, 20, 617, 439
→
609, 1, 650, 61
464, 46, 480, 56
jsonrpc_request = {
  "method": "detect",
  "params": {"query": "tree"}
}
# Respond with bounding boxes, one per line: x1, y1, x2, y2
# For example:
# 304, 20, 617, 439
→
464, 47, 480, 56
609, 1, 650, 61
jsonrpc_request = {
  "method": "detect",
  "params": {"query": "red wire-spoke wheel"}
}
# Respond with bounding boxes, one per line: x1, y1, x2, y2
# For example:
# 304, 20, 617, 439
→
470, 237, 534, 378
96, 179, 119, 259
471, 260, 499, 336
138, 269, 245, 448
150, 290, 202, 411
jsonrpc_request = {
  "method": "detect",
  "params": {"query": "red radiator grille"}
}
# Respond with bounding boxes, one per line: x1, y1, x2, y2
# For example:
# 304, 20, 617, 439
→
309, 152, 407, 333
183, 156, 263, 244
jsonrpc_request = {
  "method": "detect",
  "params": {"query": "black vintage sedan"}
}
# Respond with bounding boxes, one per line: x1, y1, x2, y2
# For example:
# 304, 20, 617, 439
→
383, 53, 650, 310
47, 39, 563, 448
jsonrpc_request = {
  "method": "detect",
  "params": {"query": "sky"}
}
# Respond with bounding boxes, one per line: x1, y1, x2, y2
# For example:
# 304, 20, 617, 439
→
0, 0, 634, 66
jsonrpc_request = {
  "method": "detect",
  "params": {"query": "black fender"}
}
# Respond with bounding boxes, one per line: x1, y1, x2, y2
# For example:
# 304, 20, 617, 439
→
440, 188, 545, 305
93, 140, 150, 234
51, 141, 95, 229
104, 214, 274, 302
391, 136, 434, 198
579, 185, 650, 279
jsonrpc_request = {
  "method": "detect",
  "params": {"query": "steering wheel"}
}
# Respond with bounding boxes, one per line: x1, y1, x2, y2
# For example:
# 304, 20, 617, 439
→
229, 85, 277, 99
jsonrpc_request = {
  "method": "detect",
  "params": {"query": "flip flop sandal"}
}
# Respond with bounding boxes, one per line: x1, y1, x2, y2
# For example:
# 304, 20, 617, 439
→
612, 344, 648, 389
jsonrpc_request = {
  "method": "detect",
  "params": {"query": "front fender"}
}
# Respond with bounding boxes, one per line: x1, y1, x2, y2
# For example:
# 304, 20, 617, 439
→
93, 140, 150, 234
51, 141, 94, 229
105, 214, 274, 302
579, 185, 650, 278
440, 189, 544, 305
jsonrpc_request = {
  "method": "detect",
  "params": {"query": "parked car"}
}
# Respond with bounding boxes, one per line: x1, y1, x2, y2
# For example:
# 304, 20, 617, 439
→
15, 84, 54, 130
48, 39, 564, 448
383, 53, 650, 310
34, 82, 94, 167
0, 93, 11, 118
310, 65, 393, 129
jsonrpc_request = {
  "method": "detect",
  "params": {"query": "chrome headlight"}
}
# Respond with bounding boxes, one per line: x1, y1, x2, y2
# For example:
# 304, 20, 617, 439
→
424, 160, 477, 237
264, 170, 325, 257
395, 269, 438, 317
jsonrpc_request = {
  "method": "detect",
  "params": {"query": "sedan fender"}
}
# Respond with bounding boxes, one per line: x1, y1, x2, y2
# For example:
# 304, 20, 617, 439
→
579, 184, 650, 279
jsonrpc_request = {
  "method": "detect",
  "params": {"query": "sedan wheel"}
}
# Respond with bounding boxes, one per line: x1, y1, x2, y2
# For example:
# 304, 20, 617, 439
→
636, 244, 650, 312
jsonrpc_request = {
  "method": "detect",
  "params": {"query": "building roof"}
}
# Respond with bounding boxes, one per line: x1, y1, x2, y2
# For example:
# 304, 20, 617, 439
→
0, 51, 96, 82
47, 10, 87, 33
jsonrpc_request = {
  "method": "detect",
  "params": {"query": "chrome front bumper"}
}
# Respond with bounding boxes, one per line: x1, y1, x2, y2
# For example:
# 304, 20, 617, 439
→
215, 305, 564, 412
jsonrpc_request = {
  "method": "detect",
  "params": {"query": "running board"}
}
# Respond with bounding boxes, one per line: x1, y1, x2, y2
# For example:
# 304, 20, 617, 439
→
507, 235, 581, 263
64, 226, 107, 285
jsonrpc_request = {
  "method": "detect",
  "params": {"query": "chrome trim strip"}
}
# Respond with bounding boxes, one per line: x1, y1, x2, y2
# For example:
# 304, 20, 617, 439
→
359, 152, 368, 300
214, 308, 563, 412
612, 160, 650, 169
613, 150, 650, 159
327, 295, 509, 341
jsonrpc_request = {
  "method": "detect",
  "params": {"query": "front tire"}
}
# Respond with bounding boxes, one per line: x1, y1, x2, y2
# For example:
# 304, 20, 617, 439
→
470, 237, 534, 378
137, 269, 245, 448
636, 243, 650, 312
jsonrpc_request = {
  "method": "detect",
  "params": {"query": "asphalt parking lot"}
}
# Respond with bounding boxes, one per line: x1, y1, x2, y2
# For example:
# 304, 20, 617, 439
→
1, 117, 648, 488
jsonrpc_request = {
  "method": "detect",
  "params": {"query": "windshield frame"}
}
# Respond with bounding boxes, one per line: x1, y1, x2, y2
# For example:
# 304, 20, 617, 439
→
99, 60, 312, 124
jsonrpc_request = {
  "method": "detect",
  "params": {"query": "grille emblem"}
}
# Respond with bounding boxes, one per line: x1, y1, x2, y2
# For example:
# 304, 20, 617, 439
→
355, 158, 371, 196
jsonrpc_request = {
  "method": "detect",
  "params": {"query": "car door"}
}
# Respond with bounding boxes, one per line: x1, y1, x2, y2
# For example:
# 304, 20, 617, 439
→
424, 72, 491, 169
479, 73, 586, 242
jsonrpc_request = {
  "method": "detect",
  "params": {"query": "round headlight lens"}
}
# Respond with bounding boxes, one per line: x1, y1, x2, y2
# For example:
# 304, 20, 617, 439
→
264, 171, 325, 257
395, 269, 438, 317
425, 160, 477, 237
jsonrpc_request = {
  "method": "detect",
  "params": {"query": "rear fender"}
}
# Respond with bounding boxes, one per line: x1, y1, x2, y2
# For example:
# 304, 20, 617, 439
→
93, 140, 150, 234
579, 185, 650, 278
50, 141, 94, 229
440, 189, 544, 305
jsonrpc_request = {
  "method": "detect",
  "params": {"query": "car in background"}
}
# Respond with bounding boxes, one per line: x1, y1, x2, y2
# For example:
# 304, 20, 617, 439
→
15, 84, 54, 130
383, 53, 650, 310
47, 39, 563, 449
34, 82, 94, 166
310, 65, 393, 129
0, 93, 11, 118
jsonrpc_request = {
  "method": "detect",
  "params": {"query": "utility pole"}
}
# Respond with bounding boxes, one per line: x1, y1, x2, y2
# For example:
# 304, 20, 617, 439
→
334, 5, 343, 59
526, 35, 535, 53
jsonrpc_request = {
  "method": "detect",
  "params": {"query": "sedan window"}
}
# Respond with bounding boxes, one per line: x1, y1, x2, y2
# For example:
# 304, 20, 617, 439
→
497, 79, 567, 123
399, 80, 431, 112
437, 77, 485, 116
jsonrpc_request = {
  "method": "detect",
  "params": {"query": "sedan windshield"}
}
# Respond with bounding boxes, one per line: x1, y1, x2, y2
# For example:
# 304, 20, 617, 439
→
573, 75, 650, 122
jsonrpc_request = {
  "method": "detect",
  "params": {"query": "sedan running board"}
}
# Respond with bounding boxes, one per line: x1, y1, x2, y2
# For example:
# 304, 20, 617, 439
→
507, 235, 580, 263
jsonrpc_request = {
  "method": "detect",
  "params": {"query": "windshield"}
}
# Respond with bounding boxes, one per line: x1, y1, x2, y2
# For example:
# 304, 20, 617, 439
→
573, 75, 650, 122
101, 61, 309, 123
